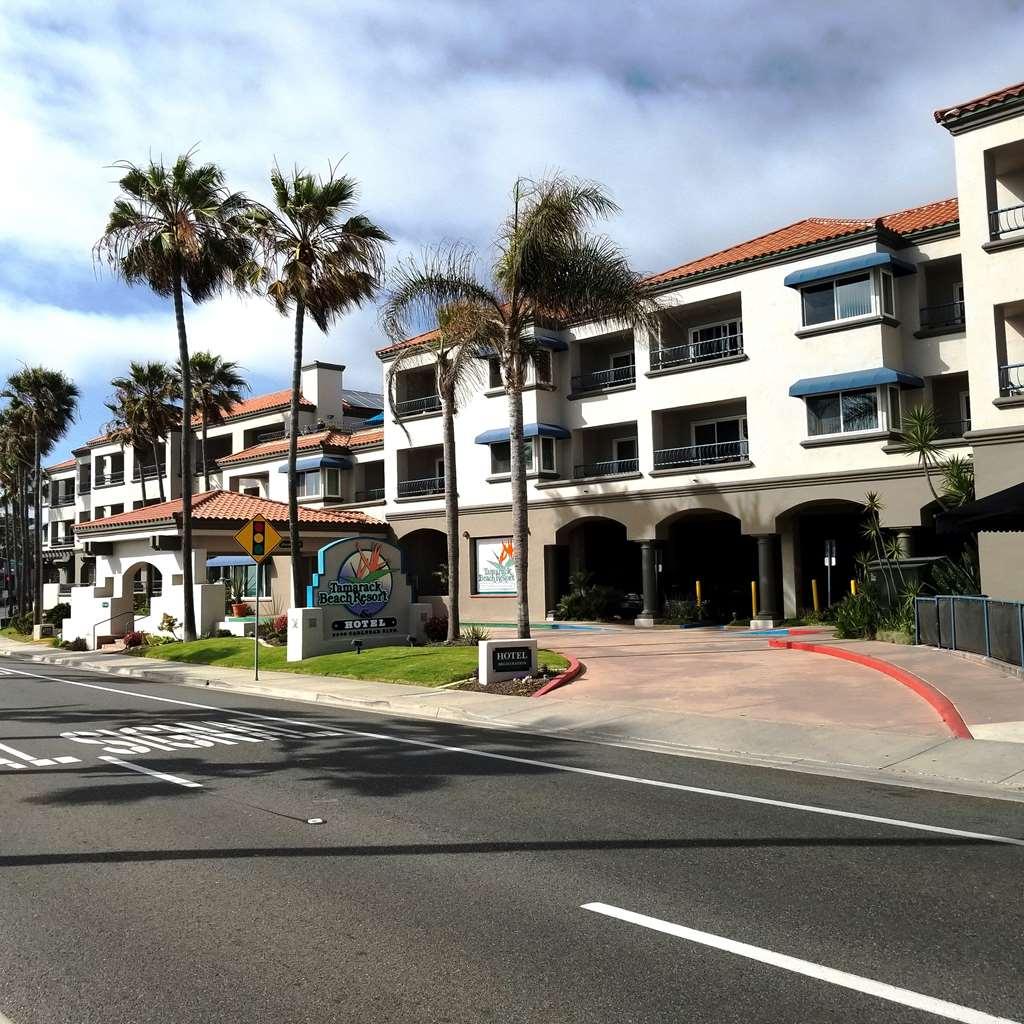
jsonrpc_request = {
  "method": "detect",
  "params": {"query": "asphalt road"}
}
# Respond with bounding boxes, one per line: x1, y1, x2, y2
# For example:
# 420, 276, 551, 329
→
1, 654, 1022, 1024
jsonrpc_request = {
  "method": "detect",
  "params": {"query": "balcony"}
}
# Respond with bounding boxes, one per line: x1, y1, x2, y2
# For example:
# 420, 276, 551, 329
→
79, 480, 91, 495
94, 471, 125, 488
918, 301, 965, 334
650, 330, 744, 373
394, 394, 441, 417
999, 362, 1024, 397
933, 418, 971, 439
653, 439, 750, 470
397, 476, 445, 498
51, 493, 76, 508
355, 487, 385, 502
570, 363, 636, 394
990, 202, 1024, 241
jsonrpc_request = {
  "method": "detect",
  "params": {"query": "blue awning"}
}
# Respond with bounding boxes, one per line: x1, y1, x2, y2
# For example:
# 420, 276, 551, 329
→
474, 422, 572, 445
363, 412, 383, 426
474, 334, 568, 359
277, 454, 352, 473
207, 555, 255, 568
784, 252, 917, 288
789, 368, 925, 398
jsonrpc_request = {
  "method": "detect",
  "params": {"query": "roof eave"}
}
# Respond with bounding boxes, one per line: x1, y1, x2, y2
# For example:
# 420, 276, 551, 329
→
935, 93, 1024, 135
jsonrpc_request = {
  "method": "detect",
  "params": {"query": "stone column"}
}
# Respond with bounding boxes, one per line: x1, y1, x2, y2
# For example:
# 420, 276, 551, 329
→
543, 545, 560, 619
636, 540, 659, 627
754, 534, 780, 625
895, 529, 914, 559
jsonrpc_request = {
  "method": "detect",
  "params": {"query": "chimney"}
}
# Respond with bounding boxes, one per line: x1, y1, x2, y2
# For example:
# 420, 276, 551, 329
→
300, 361, 345, 424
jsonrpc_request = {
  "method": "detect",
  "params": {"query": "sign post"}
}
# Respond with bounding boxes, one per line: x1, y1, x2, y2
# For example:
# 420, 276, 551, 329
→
824, 539, 837, 608
233, 515, 283, 680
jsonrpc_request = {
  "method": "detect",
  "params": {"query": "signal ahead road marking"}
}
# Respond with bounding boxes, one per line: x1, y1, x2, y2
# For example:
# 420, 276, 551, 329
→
99, 756, 202, 789
4, 664, 1024, 848
581, 903, 1021, 1024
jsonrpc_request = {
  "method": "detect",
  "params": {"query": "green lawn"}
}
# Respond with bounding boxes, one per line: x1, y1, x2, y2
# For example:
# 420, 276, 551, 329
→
0, 627, 57, 646
138, 637, 568, 686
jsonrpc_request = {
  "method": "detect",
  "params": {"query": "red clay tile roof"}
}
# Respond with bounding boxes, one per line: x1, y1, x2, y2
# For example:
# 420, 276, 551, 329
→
76, 490, 385, 533
935, 79, 1024, 124
217, 426, 383, 467
375, 326, 441, 358
879, 197, 959, 234
190, 388, 313, 426
87, 432, 115, 447
45, 458, 77, 473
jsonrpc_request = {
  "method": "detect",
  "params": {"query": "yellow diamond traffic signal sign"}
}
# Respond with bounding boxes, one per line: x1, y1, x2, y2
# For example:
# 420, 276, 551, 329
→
233, 516, 283, 564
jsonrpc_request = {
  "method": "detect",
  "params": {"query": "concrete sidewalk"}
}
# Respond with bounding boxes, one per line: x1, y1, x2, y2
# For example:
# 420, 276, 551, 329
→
3, 636, 1024, 802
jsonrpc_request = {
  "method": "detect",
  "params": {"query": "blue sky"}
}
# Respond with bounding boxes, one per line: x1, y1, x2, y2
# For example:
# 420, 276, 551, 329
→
2, 0, 1023, 456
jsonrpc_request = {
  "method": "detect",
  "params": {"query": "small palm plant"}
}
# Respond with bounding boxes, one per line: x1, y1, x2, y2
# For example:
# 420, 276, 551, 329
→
250, 163, 390, 605
184, 352, 249, 490
95, 151, 255, 640
898, 405, 948, 509
2, 367, 80, 624
384, 303, 495, 641
381, 175, 654, 638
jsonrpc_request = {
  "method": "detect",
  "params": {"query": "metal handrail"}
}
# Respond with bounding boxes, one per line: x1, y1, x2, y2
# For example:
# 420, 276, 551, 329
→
933, 418, 971, 438
397, 476, 445, 497
395, 394, 442, 416
918, 301, 965, 331
355, 487, 385, 501
571, 364, 636, 393
91, 608, 135, 650
574, 457, 640, 479
94, 472, 125, 487
654, 439, 749, 469
998, 361, 1024, 396
651, 333, 743, 371
989, 202, 1024, 239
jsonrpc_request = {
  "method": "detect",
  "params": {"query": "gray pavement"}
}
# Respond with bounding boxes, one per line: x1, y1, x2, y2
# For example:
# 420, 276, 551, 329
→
5, 638, 1024, 801
1, 653, 1023, 1023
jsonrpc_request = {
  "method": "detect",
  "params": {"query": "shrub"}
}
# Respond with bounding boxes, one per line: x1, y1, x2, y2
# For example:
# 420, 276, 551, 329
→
460, 625, 491, 644
662, 598, 714, 625
122, 631, 147, 649
61, 637, 87, 651
273, 613, 289, 633
833, 592, 879, 639
554, 572, 624, 621
159, 613, 179, 639
44, 602, 71, 627
9, 612, 33, 635
145, 634, 175, 646
232, 603, 253, 618
423, 615, 449, 642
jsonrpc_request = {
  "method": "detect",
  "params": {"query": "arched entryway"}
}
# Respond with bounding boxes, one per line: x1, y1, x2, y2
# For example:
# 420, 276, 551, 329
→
550, 517, 641, 615
656, 509, 755, 621
401, 528, 448, 598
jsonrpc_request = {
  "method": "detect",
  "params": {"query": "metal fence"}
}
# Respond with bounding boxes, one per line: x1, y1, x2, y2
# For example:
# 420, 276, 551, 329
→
915, 595, 1024, 667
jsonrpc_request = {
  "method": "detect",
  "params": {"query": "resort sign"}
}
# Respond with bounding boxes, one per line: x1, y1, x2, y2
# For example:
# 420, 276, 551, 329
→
475, 537, 517, 595
289, 536, 431, 658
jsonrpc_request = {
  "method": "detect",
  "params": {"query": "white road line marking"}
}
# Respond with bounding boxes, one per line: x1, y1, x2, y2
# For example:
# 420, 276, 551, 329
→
0, 740, 79, 767
98, 756, 202, 788
5, 664, 1024, 848
581, 903, 1021, 1024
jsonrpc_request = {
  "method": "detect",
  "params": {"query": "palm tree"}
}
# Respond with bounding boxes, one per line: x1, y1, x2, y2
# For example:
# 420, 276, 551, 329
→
898, 405, 948, 510
381, 175, 653, 638
2, 368, 80, 624
384, 303, 494, 641
95, 151, 255, 641
179, 352, 248, 491
107, 361, 181, 503
251, 163, 390, 605
0, 407, 33, 617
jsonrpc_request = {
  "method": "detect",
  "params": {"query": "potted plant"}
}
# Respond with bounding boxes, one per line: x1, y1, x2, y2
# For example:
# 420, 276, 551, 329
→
228, 576, 250, 617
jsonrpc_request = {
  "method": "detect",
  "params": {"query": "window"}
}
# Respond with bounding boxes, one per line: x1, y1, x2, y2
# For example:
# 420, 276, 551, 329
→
612, 436, 639, 469
434, 456, 445, 480
489, 437, 557, 476
953, 282, 965, 322
887, 386, 902, 431
296, 470, 320, 498
880, 271, 895, 318
801, 273, 873, 326
532, 350, 553, 385
488, 357, 502, 389
692, 417, 748, 448
689, 319, 743, 358
959, 390, 971, 426
324, 467, 342, 497
209, 565, 270, 598
806, 388, 879, 436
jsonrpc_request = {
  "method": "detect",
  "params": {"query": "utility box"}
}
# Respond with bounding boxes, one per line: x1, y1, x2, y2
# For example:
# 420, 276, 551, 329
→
478, 639, 537, 685
32, 623, 54, 640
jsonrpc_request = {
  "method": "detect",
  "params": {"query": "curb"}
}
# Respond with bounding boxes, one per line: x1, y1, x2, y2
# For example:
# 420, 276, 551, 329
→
532, 656, 584, 697
768, 639, 974, 740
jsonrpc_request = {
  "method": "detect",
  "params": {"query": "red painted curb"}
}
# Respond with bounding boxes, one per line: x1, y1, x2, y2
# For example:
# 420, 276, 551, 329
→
768, 639, 973, 739
533, 656, 583, 697
786, 628, 829, 636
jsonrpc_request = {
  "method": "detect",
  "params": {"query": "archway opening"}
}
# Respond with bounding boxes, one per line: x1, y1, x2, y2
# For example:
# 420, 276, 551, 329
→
781, 500, 865, 611
402, 528, 448, 597
552, 517, 641, 616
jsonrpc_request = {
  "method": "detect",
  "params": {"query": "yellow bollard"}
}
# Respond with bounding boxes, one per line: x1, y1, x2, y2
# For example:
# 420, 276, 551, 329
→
850, 579, 857, 596
811, 578, 820, 613
695, 579, 703, 606
750, 580, 758, 619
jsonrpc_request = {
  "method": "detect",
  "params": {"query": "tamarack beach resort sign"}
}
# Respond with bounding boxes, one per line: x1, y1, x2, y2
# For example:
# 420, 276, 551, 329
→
287, 536, 431, 660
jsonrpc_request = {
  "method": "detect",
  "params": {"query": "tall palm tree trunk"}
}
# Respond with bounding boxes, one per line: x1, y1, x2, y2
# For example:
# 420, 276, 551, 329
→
19, 469, 29, 615
138, 451, 149, 505
441, 394, 460, 641
287, 299, 306, 607
172, 267, 197, 642
152, 439, 166, 502
506, 365, 530, 640
201, 411, 210, 491
32, 431, 42, 625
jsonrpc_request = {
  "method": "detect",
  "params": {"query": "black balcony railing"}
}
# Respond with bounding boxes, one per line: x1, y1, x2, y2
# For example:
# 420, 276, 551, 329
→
94, 471, 125, 487
132, 464, 167, 482
573, 457, 639, 479
653, 439, 749, 470
355, 487, 385, 501
51, 493, 76, 507
931, 418, 971, 439
79, 481, 91, 494
571, 363, 636, 394
397, 476, 444, 498
918, 301, 965, 332
990, 202, 1024, 240
395, 394, 442, 416
999, 362, 1024, 397
650, 333, 744, 372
